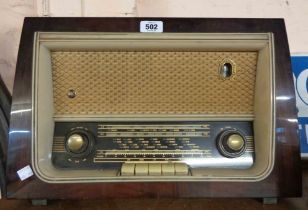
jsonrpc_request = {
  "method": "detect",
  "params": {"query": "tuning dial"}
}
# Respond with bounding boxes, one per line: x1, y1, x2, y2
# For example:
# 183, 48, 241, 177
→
217, 130, 246, 158
66, 134, 88, 153
65, 129, 94, 157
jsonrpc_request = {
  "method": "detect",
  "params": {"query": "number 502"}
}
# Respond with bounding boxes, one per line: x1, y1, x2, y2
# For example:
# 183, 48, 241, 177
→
145, 24, 158, 30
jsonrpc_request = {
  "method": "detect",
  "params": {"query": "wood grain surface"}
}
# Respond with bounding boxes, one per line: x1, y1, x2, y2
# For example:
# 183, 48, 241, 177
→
6, 18, 302, 199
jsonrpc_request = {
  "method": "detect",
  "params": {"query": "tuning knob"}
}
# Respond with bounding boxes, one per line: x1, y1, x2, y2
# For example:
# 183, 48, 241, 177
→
65, 129, 94, 157
217, 130, 246, 158
66, 134, 88, 153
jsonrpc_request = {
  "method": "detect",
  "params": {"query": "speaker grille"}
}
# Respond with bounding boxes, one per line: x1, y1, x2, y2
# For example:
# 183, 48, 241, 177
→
51, 51, 257, 116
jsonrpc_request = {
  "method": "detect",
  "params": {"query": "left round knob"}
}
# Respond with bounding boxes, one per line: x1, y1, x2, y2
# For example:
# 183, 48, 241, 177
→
66, 134, 88, 154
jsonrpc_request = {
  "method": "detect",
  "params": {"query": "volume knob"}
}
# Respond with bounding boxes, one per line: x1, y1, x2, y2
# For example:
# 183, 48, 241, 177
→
65, 129, 94, 157
226, 134, 245, 151
217, 130, 246, 158
66, 134, 88, 154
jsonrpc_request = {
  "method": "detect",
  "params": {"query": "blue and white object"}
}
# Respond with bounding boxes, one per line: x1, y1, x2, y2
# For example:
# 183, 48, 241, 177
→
292, 55, 308, 158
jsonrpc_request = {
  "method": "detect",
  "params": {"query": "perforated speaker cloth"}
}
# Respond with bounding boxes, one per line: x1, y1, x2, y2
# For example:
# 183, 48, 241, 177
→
51, 51, 257, 116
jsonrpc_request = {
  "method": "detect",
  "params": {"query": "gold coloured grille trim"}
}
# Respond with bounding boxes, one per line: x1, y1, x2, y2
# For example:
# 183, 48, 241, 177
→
51, 51, 257, 116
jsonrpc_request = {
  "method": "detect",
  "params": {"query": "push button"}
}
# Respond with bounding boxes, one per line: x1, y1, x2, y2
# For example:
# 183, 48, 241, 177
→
135, 163, 149, 176
162, 163, 175, 176
149, 163, 162, 175
121, 163, 189, 176
175, 163, 189, 175
121, 163, 135, 176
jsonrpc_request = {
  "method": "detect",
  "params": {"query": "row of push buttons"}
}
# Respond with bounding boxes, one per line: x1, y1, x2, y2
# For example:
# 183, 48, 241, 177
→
121, 163, 189, 176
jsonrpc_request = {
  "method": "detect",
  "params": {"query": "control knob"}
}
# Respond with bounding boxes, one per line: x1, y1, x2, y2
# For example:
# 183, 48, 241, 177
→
65, 129, 94, 157
217, 129, 246, 158
66, 134, 88, 153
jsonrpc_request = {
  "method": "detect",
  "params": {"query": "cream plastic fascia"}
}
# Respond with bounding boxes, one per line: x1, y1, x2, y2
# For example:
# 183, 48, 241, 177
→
32, 32, 275, 183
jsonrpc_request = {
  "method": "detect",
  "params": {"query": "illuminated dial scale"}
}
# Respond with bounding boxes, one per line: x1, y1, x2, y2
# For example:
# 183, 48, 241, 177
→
52, 122, 254, 174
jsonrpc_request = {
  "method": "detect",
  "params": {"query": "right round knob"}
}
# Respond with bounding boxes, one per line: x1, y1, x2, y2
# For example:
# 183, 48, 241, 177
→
217, 130, 246, 158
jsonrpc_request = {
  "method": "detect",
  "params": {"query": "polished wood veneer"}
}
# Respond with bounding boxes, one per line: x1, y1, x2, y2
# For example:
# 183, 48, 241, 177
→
6, 18, 301, 199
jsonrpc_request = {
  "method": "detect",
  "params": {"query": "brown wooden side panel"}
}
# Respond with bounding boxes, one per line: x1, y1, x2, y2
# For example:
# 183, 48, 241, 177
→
6, 18, 301, 199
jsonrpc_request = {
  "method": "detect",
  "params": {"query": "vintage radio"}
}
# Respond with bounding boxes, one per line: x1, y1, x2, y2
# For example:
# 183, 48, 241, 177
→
5, 18, 301, 200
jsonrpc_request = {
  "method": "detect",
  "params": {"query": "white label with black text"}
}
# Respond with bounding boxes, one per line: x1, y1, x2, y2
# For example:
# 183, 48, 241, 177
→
17, 165, 34, 181
140, 21, 163, 33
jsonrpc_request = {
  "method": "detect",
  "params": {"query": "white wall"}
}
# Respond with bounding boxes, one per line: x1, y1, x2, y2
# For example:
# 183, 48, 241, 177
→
0, 0, 36, 92
1, 0, 308, 92
37, 0, 308, 53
